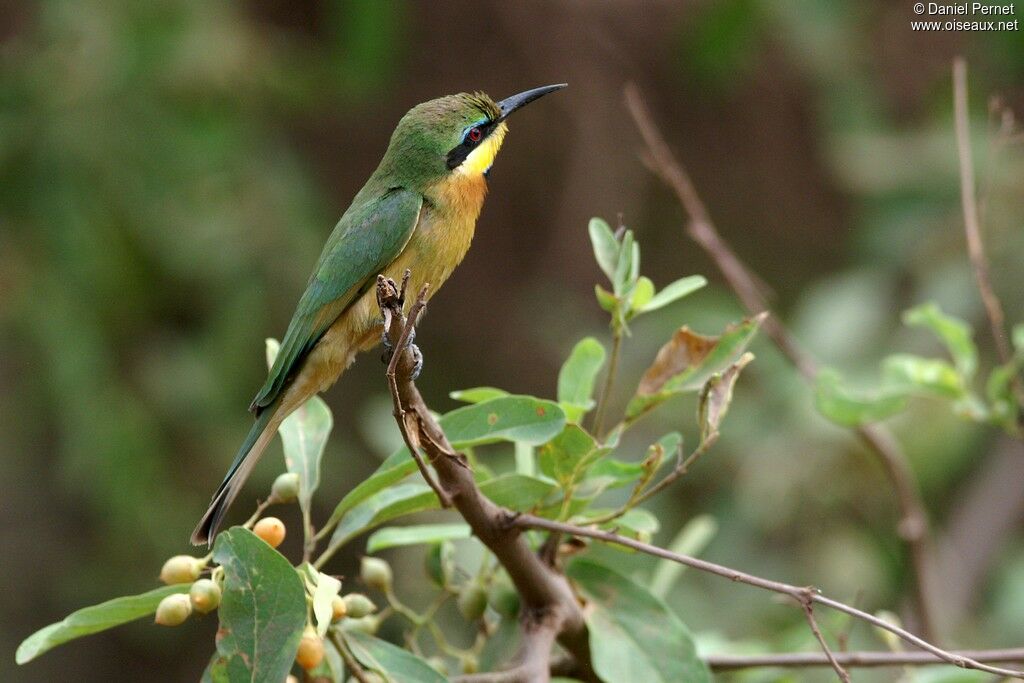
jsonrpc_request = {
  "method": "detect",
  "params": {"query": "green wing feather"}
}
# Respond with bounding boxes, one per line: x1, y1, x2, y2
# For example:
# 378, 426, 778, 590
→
250, 187, 423, 413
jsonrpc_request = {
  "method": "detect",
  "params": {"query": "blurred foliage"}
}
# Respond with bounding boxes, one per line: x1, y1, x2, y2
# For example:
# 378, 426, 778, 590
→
4, 0, 1024, 681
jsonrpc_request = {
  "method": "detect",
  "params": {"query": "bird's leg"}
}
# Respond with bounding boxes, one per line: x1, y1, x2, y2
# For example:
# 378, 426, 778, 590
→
380, 316, 416, 361
409, 342, 423, 380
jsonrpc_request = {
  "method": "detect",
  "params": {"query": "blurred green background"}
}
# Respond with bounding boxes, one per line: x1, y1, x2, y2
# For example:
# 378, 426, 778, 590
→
3, 1, 1023, 681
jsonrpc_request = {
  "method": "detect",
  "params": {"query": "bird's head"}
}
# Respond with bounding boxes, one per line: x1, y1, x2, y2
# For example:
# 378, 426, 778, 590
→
379, 84, 566, 189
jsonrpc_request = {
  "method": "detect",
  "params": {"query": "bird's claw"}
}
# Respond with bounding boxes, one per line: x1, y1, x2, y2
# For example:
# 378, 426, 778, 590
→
380, 324, 419, 369
410, 343, 423, 380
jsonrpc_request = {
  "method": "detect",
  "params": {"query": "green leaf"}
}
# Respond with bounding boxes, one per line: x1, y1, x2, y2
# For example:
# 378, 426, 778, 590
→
424, 540, 455, 588
322, 459, 420, 537
814, 368, 907, 426
568, 559, 710, 683
329, 475, 558, 550
329, 482, 434, 549
883, 354, 964, 398
449, 386, 509, 404
478, 615, 520, 673
438, 395, 566, 448
603, 507, 659, 540
903, 302, 978, 379
630, 240, 641, 287
627, 313, 764, 420
631, 276, 655, 312
650, 515, 718, 600
367, 523, 472, 552
987, 360, 1020, 426
588, 217, 620, 281
594, 284, 618, 313
538, 425, 611, 490
212, 528, 307, 683
323, 396, 565, 534
557, 338, 606, 423
638, 276, 708, 314
697, 352, 754, 442
16, 584, 189, 664
481, 474, 560, 510
581, 458, 646, 492
613, 230, 635, 296
1013, 324, 1024, 354
267, 338, 332, 512
345, 630, 449, 682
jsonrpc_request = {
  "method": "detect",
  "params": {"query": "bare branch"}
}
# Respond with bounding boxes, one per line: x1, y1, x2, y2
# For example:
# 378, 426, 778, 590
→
623, 81, 940, 640
798, 592, 850, 682
953, 58, 1024, 411
330, 631, 373, 683
455, 613, 561, 683
707, 648, 1024, 671
375, 275, 595, 683
512, 514, 1024, 680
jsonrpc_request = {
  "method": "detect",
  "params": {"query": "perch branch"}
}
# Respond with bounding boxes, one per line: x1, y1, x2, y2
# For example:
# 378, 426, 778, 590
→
375, 275, 595, 683
512, 514, 1024, 679
624, 82, 940, 641
707, 648, 1024, 671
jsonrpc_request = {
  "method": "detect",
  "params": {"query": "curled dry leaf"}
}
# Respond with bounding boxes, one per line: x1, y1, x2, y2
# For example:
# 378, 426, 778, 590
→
639, 328, 718, 395
638, 313, 767, 396
698, 352, 755, 442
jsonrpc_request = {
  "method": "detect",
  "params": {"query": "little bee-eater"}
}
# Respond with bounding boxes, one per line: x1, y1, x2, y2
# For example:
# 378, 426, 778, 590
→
192, 84, 566, 544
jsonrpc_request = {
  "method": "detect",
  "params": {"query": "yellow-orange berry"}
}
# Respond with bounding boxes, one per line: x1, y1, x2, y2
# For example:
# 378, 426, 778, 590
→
331, 594, 347, 622
252, 517, 286, 548
295, 626, 324, 671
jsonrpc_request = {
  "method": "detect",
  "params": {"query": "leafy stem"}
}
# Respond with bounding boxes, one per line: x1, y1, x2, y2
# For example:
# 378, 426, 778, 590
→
591, 328, 622, 439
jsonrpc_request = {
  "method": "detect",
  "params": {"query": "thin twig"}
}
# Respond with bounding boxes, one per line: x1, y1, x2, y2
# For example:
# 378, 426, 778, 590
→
330, 630, 373, 683
953, 58, 1024, 412
512, 514, 1024, 680
592, 329, 623, 439
706, 648, 1024, 671
798, 592, 851, 682
377, 274, 451, 508
584, 434, 716, 527
623, 81, 940, 641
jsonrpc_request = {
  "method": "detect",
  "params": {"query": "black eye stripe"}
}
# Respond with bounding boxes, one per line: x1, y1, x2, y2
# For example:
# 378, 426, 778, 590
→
446, 119, 497, 170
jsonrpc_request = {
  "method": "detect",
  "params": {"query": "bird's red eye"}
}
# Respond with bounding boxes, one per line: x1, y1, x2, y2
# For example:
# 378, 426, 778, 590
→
467, 127, 482, 143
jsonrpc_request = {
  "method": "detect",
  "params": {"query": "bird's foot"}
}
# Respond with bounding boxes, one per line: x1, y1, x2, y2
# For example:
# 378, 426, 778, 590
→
380, 324, 419, 366
409, 343, 423, 380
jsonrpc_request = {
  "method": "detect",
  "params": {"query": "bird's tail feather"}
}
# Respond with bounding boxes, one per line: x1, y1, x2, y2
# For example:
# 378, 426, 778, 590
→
191, 402, 284, 546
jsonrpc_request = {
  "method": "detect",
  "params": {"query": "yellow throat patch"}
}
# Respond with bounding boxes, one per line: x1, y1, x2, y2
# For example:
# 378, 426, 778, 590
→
456, 122, 508, 177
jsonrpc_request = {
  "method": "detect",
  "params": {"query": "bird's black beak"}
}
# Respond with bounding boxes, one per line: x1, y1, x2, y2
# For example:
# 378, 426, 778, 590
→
496, 83, 567, 122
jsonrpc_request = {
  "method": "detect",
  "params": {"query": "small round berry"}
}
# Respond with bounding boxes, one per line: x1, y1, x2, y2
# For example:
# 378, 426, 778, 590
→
342, 593, 377, 619
457, 584, 487, 621
295, 626, 324, 671
189, 578, 222, 614
330, 594, 347, 622
160, 555, 203, 585
270, 472, 300, 503
360, 557, 393, 591
252, 517, 286, 548
155, 593, 192, 626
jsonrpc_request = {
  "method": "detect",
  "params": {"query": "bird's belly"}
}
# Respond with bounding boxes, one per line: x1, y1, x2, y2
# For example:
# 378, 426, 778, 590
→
299, 204, 480, 397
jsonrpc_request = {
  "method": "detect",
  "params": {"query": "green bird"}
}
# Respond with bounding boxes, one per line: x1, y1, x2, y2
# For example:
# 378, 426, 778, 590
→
192, 84, 566, 545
